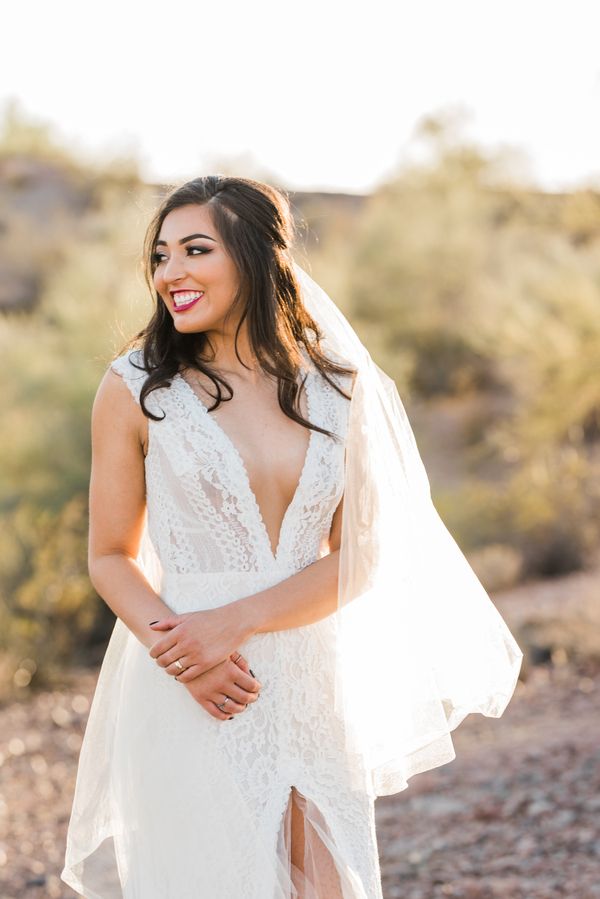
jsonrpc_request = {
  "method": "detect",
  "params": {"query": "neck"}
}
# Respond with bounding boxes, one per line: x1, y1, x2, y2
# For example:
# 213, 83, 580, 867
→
197, 323, 266, 382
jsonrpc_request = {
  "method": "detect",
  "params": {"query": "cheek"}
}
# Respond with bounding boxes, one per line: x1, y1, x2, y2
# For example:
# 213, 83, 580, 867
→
220, 265, 241, 302
153, 271, 168, 301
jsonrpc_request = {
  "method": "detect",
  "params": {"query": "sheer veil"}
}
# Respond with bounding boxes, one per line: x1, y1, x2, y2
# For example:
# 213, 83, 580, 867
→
292, 262, 523, 797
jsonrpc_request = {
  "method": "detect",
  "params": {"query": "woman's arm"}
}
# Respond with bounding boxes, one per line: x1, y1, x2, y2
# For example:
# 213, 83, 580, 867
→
87, 367, 175, 650
149, 494, 345, 682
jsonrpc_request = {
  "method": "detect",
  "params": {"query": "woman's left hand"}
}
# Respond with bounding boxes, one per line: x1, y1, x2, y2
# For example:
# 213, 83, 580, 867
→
148, 606, 252, 683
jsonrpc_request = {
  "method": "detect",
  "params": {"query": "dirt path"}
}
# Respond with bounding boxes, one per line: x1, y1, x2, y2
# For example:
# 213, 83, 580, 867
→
1, 661, 598, 897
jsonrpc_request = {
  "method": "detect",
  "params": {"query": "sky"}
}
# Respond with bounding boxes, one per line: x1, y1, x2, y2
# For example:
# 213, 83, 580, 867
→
3, 0, 600, 194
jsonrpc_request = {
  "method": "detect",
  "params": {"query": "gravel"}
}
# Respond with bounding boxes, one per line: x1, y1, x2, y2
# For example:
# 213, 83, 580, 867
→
1, 655, 598, 897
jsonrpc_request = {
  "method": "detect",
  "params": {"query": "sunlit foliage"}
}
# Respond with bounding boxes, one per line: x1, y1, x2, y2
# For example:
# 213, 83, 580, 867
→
1, 106, 599, 695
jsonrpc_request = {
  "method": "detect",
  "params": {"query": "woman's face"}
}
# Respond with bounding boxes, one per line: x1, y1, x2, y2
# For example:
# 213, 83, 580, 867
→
153, 204, 243, 336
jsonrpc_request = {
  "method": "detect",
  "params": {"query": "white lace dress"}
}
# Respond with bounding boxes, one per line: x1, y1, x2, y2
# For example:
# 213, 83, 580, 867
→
61, 348, 384, 899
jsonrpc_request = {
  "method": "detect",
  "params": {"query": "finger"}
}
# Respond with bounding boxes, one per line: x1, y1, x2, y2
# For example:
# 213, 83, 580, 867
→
248, 668, 261, 687
149, 634, 179, 661
149, 616, 181, 630
165, 659, 189, 678
223, 683, 260, 705
203, 700, 232, 721
183, 687, 233, 721
156, 642, 202, 670
209, 700, 236, 720
189, 690, 231, 721
231, 653, 249, 673
242, 689, 259, 703
228, 662, 262, 692
155, 649, 183, 669
172, 663, 205, 684
215, 695, 248, 715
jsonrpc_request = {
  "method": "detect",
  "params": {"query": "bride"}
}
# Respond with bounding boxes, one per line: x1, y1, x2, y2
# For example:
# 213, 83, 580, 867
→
61, 174, 522, 898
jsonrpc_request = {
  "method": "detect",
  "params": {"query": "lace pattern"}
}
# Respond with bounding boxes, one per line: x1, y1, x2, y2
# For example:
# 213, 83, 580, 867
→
73, 346, 385, 898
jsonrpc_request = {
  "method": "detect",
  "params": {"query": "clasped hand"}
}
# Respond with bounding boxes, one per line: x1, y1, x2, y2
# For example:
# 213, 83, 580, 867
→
148, 606, 261, 721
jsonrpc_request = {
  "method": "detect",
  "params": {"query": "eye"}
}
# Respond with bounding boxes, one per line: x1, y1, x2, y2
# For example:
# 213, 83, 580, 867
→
152, 245, 210, 266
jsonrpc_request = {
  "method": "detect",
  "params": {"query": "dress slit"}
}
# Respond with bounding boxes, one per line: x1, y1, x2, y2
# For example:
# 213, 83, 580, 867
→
275, 785, 369, 899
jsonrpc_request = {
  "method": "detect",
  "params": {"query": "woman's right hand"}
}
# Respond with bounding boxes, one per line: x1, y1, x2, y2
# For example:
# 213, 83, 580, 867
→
180, 652, 262, 720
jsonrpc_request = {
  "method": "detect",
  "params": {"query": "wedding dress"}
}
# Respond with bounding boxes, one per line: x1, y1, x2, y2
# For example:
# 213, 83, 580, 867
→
61, 347, 384, 898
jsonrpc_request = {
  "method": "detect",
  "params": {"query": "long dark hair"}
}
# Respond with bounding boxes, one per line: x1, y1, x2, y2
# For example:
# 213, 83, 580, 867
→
117, 175, 355, 441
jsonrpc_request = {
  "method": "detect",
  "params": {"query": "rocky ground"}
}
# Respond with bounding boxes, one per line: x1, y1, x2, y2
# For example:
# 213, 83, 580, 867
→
1, 571, 599, 898
377, 664, 599, 898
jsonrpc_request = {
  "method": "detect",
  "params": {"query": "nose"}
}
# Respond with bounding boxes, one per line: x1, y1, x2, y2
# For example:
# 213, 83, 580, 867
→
161, 253, 187, 284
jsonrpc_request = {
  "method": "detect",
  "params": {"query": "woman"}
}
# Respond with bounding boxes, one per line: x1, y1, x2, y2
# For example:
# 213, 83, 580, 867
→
61, 175, 522, 898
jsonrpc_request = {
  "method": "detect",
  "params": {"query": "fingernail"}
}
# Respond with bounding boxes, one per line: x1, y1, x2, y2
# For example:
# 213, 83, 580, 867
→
149, 620, 159, 625
228, 716, 234, 720
249, 668, 256, 677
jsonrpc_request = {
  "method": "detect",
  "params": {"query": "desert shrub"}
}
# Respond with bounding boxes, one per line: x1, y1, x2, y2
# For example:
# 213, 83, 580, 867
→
0, 494, 110, 698
466, 543, 524, 593
434, 443, 600, 580
343, 116, 600, 580
0, 175, 153, 697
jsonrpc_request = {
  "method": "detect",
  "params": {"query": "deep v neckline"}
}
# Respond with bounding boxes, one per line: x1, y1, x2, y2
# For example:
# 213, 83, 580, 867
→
174, 363, 317, 566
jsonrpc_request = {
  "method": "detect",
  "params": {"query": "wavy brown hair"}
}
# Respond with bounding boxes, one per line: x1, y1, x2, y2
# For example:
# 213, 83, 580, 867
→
117, 174, 356, 441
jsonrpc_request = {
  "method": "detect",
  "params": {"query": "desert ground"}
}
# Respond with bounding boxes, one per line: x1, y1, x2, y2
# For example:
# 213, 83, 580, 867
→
2, 567, 599, 898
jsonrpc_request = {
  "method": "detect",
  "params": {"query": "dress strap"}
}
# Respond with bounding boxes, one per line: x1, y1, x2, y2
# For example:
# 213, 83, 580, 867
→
309, 351, 354, 445
110, 348, 147, 406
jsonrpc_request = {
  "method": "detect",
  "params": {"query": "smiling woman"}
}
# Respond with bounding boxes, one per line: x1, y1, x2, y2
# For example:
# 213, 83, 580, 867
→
60, 174, 522, 899
59, 175, 384, 898
152, 211, 240, 326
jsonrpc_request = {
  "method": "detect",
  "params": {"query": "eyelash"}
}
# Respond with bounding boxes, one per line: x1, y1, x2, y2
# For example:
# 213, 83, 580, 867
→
152, 246, 210, 265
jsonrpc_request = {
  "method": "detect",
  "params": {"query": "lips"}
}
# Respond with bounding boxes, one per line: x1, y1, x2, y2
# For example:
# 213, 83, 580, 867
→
171, 290, 204, 312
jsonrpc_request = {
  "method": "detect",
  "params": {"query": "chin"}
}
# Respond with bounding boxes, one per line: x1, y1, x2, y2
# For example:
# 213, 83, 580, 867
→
173, 317, 206, 332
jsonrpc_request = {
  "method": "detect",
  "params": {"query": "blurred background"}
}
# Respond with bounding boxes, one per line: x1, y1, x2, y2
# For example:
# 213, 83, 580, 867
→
1, 1, 599, 896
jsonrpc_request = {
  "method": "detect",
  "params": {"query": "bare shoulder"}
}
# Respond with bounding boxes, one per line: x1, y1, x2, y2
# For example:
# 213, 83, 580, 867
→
93, 364, 148, 457
88, 364, 148, 563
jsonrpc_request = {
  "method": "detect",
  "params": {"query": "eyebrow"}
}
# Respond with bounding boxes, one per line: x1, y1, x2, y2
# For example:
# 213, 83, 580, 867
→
155, 232, 217, 247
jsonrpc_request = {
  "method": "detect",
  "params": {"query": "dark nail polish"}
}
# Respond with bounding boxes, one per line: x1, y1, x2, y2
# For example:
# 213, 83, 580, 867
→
249, 668, 256, 677
228, 716, 234, 720
149, 620, 159, 625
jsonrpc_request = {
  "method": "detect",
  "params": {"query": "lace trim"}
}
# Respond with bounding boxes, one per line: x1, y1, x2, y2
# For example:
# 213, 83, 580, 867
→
173, 366, 318, 568
108, 348, 352, 576
109, 349, 147, 404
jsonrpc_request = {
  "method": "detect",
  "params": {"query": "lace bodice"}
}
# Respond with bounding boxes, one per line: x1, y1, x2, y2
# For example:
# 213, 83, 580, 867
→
110, 348, 353, 580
